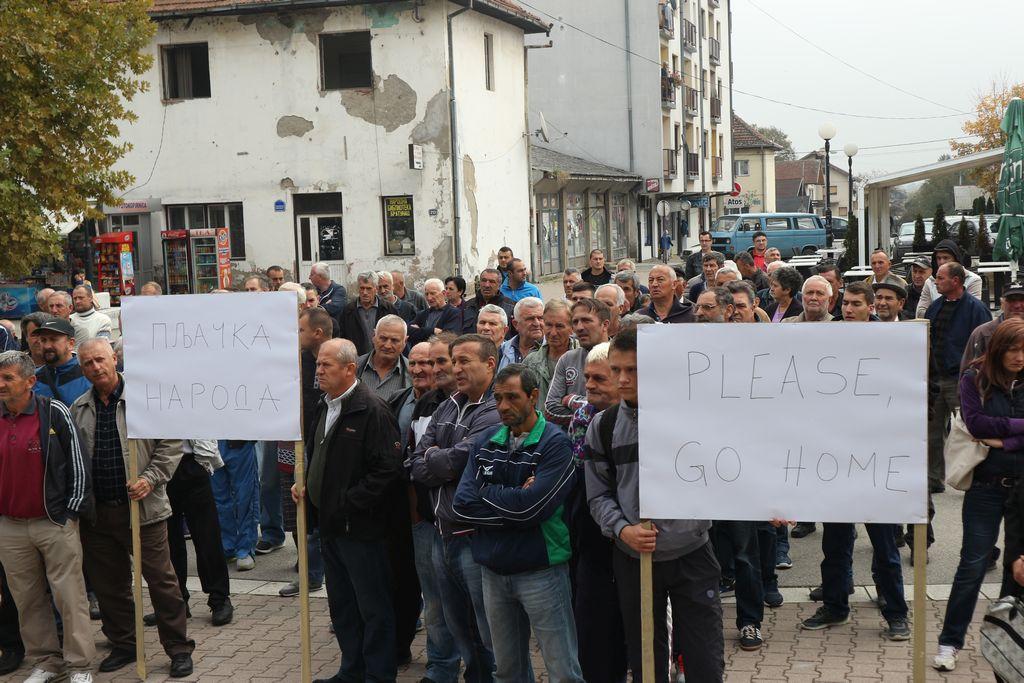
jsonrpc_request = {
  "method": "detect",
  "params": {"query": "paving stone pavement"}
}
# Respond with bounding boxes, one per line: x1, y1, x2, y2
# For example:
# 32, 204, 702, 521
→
0, 591, 996, 682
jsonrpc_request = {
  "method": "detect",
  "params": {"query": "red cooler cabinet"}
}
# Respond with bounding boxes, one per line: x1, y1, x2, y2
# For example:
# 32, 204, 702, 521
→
92, 231, 136, 304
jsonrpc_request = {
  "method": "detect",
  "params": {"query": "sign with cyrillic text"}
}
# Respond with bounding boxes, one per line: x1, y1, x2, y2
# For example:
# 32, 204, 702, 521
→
122, 293, 301, 440
637, 322, 927, 523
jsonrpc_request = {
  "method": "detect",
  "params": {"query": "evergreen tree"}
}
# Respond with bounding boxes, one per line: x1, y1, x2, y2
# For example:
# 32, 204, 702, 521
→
987, 196, 996, 213
838, 215, 860, 272
972, 196, 986, 215
913, 213, 927, 251
957, 216, 973, 253
976, 213, 992, 259
932, 205, 950, 244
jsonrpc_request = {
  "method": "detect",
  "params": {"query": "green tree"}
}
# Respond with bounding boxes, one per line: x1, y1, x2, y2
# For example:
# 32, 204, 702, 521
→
0, 0, 153, 276
972, 196, 987, 215
838, 215, 860, 272
956, 216, 973, 253
976, 213, 992, 258
913, 213, 927, 251
987, 196, 996, 213
932, 205, 950, 244
752, 124, 796, 160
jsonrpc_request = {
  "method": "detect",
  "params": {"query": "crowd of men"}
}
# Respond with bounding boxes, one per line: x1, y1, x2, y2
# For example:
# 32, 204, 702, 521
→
0, 235, 1012, 682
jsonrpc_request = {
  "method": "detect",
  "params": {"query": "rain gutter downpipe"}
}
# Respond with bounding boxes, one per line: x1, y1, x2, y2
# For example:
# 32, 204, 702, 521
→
447, 0, 473, 275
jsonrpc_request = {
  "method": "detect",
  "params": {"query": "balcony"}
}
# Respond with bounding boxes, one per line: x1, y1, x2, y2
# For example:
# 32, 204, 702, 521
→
712, 156, 723, 180
684, 86, 699, 116
710, 96, 722, 123
661, 77, 677, 109
686, 152, 700, 179
663, 148, 678, 179
709, 37, 721, 65
682, 19, 697, 53
658, 3, 675, 39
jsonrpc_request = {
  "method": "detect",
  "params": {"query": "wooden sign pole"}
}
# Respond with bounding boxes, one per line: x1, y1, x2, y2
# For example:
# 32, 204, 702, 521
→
640, 520, 655, 683
127, 439, 147, 680
294, 439, 312, 683
912, 523, 928, 682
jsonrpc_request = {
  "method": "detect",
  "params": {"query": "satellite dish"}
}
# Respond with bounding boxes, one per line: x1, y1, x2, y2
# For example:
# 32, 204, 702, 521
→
537, 112, 551, 143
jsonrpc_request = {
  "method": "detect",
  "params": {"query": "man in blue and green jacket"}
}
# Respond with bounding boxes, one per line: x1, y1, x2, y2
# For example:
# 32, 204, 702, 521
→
453, 363, 584, 683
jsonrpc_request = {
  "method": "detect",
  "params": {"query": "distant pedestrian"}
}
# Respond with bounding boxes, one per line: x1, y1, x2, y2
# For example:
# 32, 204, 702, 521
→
658, 231, 673, 263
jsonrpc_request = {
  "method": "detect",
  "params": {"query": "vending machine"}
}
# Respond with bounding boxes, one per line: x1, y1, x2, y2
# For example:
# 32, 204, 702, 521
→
92, 231, 136, 304
160, 230, 191, 294
189, 228, 232, 293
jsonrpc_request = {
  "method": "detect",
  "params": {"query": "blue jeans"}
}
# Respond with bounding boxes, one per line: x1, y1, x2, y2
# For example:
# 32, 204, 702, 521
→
821, 523, 907, 621
307, 527, 324, 585
433, 534, 494, 683
258, 442, 284, 546
322, 536, 396, 682
482, 564, 583, 683
713, 521, 763, 629
412, 522, 459, 683
211, 441, 260, 560
775, 524, 790, 562
939, 482, 1010, 648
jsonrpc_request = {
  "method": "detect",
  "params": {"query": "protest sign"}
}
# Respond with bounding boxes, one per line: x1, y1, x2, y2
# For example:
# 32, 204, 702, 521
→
637, 322, 927, 523
122, 292, 302, 440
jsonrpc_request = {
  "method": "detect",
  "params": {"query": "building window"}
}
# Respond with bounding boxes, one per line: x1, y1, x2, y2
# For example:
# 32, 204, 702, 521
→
538, 193, 561, 271
161, 44, 211, 100
588, 191, 607, 252
107, 214, 141, 232
484, 33, 495, 91
611, 193, 628, 260
382, 195, 415, 256
830, 185, 838, 195
165, 202, 246, 259
320, 32, 372, 90
734, 159, 750, 176
566, 193, 586, 259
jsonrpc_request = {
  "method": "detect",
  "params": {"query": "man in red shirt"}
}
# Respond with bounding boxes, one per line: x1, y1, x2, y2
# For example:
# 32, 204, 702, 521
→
0, 350, 94, 682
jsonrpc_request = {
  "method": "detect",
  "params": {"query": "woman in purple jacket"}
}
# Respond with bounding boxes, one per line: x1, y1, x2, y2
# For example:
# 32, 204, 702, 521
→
934, 318, 1024, 672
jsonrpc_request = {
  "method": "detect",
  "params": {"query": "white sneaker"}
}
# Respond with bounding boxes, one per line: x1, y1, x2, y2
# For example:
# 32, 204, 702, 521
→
23, 669, 59, 683
236, 554, 256, 571
70, 673, 94, 683
933, 644, 959, 671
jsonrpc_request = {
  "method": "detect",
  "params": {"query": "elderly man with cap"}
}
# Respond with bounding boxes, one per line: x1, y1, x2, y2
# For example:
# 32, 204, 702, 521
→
905, 256, 931, 318
872, 281, 909, 323
32, 319, 92, 407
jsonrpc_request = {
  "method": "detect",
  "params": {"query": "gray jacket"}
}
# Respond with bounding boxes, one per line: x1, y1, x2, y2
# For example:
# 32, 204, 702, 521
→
584, 401, 710, 561
188, 439, 223, 474
71, 379, 183, 526
543, 346, 590, 427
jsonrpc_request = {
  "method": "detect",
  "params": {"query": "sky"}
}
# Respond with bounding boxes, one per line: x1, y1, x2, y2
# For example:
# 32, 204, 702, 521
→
729, 0, 1024, 179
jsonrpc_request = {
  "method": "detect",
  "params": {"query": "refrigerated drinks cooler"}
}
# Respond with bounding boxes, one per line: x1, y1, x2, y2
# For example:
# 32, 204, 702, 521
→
190, 228, 221, 293
160, 230, 190, 294
93, 231, 136, 304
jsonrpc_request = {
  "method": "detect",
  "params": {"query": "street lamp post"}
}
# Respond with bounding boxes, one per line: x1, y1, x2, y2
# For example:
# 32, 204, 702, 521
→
844, 142, 859, 259
818, 122, 837, 232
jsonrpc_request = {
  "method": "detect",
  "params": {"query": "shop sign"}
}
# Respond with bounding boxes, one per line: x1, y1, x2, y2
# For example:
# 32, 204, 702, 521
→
645, 178, 662, 193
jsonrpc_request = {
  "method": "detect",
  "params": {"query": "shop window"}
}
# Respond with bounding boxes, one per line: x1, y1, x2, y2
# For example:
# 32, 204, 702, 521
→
382, 195, 415, 256
320, 32, 372, 90
108, 214, 141, 231
484, 34, 495, 91
164, 202, 246, 259
161, 44, 211, 100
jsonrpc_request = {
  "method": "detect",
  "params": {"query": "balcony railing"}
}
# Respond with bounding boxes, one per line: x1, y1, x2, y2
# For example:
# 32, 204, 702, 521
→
712, 156, 723, 180
686, 152, 700, 179
709, 37, 721, 65
663, 148, 678, 179
658, 3, 675, 39
682, 19, 697, 53
684, 86, 699, 115
661, 78, 677, 109
710, 96, 722, 123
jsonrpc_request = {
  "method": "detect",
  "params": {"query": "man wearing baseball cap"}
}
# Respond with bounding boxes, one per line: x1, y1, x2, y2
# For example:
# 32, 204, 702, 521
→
872, 282, 909, 323
904, 256, 931, 318
31, 319, 92, 407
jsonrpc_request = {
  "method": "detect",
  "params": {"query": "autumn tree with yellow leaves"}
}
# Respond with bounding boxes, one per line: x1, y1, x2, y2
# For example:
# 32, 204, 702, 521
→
950, 83, 1024, 197
0, 0, 154, 276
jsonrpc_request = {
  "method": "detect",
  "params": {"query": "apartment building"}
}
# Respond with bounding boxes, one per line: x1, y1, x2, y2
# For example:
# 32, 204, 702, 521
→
527, 0, 734, 272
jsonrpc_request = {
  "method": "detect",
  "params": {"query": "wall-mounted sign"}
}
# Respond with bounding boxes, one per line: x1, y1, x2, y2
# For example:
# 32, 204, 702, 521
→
274, 200, 286, 212
383, 195, 415, 256
645, 178, 662, 193
725, 197, 745, 209
409, 144, 424, 170
103, 198, 162, 215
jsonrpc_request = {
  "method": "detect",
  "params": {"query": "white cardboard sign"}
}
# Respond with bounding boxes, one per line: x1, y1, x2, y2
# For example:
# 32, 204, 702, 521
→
637, 322, 928, 524
122, 292, 302, 440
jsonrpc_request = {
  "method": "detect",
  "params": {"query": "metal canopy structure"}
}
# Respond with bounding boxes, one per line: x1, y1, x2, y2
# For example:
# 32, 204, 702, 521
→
857, 146, 1005, 265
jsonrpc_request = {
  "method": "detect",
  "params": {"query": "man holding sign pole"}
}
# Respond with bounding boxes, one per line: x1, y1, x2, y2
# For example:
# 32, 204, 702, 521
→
71, 339, 195, 677
584, 329, 725, 682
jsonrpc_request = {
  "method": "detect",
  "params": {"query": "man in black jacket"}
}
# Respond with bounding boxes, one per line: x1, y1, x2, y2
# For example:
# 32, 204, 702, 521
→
463, 269, 516, 336
0, 350, 95, 680
309, 262, 347, 318
293, 338, 402, 683
338, 272, 398, 356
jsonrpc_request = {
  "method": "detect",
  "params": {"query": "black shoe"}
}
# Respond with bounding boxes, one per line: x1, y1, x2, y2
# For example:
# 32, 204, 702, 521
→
764, 586, 784, 608
88, 592, 101, 620
99, 648, 137, 672
809, 584, 854, 601
0, 647, 25, 676
255, 539, 285, 555
211, 600, 234, 626
738, 624, 763, 650
169, 653, 194, 678
883, 618, 911, 641
791, 522, 816, 539
719, 576, 735, 595
799, 606, 849, 630
143, 612, 157, 627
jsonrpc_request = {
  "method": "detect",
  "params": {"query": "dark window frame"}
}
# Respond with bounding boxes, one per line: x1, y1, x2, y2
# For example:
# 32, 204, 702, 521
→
160, 43, 211, 101
319, 31, 373, 91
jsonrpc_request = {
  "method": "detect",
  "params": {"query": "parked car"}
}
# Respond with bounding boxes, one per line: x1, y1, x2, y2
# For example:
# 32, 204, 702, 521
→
828, 216, 848, 244
709, 213, 827, 259
892, 221, 932, 260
